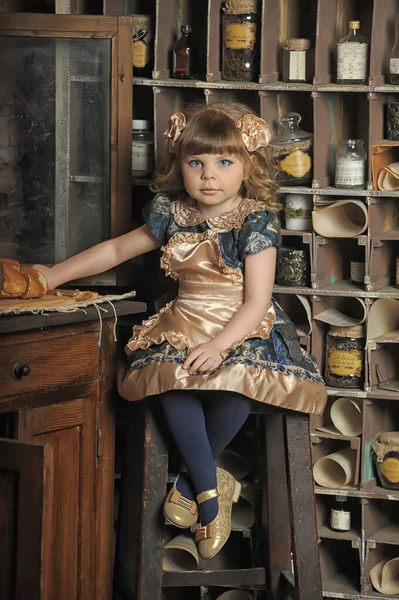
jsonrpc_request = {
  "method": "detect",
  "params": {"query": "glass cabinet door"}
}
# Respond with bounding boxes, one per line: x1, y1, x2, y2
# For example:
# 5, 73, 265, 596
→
0, 14, 132, 284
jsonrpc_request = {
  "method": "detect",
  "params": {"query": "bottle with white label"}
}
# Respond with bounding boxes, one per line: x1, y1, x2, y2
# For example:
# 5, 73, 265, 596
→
337, 20, 368, 84
335, 139, 367, 189
132, 119, 154, 178
330, 495, 351, 532
389, 14, 399, 84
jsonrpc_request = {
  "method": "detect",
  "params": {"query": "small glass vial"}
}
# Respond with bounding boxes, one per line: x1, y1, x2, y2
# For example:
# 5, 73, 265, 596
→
132, 119, 154, 178
330, 496, 351, 532
389, 13, 399, 84
222, 0, 258, 82
337, 21, 368, 84
173, 25, 193, 79
282, 38, 311, 83
325, 325, 364, 389
271, 112, 313, 186
335, 139, 367, 189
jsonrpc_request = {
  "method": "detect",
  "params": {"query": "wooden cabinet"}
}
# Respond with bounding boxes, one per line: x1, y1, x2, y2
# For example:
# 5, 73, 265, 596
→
0, 302, 146, 600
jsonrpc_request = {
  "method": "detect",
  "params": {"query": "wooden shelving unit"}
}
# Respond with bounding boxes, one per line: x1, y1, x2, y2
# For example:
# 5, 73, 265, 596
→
130, 1, 399, 598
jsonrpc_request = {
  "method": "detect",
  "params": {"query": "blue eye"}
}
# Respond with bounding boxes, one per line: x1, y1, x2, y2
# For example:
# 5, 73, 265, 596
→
188, 159, 202, 167
219, 159, 233, 167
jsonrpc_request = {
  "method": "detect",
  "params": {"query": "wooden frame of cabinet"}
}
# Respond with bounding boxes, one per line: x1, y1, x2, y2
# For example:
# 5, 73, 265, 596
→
0, 12, 132, 284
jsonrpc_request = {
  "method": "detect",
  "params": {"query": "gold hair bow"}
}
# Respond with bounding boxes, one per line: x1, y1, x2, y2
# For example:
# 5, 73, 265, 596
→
237, 114, 272, 152
164, 112, 186, 146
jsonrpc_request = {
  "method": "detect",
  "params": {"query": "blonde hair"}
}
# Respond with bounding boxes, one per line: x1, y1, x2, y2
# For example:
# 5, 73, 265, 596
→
150, 102, 281, 212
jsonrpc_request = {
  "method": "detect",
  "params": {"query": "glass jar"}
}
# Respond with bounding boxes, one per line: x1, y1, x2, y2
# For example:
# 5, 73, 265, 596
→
335, 139, 367, 189
372, 432, 399, 490
132, 119, 154, 178
276, 246, 309, 287
222, 0, 258, 82
132, 14, 154, 78
282, 38, 311, 83
270, 112, 313, 186
325, 325, 364, 389
337, 20, 368, 84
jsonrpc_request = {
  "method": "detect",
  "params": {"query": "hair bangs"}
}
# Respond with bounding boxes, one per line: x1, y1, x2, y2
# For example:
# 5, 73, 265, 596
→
179, 111, 247, 159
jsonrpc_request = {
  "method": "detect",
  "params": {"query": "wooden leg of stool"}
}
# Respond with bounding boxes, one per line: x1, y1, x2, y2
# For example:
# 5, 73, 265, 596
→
284, 413, 322, 600
264, 413, 292, 599
115, 404, 168, 600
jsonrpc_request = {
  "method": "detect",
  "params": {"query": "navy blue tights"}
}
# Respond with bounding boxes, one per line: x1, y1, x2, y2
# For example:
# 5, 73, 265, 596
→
159, 390, 252, 525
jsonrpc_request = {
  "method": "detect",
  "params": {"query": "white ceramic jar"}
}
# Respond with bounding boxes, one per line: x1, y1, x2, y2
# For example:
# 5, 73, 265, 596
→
284, 193, 312, 231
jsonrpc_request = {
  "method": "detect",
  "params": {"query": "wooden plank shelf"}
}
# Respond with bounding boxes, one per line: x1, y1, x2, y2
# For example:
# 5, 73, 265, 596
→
162, 567, 267, 588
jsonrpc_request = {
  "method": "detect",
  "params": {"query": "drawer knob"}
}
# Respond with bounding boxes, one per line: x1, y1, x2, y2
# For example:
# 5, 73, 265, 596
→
13, 364, 31, 379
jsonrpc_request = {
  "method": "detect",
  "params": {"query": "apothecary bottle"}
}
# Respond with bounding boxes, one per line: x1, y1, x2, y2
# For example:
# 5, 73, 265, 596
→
337, 21, 368, 84
173, 25, 193, 79
222, 0, 258, 82
282, 38, 311, 83
270, 112, 313, 186
132, 14, 154, 78
132, 119, 154, 178
325, 325, 364, 389
389, 13, 399, 84
330, 496, 351, 532
335, 139, 367, 189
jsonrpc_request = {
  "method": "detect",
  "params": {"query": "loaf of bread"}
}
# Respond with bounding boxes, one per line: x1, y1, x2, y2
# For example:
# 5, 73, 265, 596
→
20, 267, 48, 298
0, 259, 48, 299
0, 261, 28, 298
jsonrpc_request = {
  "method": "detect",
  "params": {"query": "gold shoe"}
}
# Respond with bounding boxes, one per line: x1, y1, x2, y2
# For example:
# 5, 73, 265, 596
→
163, 476, 199, 529
194, 467, 241, 560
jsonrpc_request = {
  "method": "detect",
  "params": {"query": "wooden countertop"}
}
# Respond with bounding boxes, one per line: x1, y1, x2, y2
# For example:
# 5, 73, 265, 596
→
0, 300, 147, 335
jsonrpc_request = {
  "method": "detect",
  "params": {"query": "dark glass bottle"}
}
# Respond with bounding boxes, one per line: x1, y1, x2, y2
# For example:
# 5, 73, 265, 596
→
330, 496, 351, 532
350, 249, 365, 286
173, 25, 193, 79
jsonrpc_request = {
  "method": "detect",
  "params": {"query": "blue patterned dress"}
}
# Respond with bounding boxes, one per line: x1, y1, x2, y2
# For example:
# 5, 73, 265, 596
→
117, 194, 327, 415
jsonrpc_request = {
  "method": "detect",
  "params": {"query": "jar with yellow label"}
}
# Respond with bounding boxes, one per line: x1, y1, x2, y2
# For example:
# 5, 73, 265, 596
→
132, 14, 153, 78
325, 325, 364, 389
372, 432, 399, 490
222, 0, 258, 81
270, 112, 313, 186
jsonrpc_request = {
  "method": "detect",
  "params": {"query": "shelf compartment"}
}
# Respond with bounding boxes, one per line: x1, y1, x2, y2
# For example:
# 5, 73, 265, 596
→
316, 494, 361, 542
319, 538, 361, 595
362, 398, 399, 490
314, 236, 368, 290
311, 433, 361, 489
315, 0, 373, 85
312, 395, 365, 439
259, 0, 318, 84
363, 541, 399, 597
153, 86, 206, 166
368, 343, 399, 395
363, 499, 399, 545
368, 197, 399, 240
369, 0, 398, 86
369, 239, 399, 292
154, 0, 207, 80
313, 92, 370, 188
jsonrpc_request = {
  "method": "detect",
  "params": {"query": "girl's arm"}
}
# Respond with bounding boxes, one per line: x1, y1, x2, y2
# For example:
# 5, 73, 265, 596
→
183, 246, 276, 373
34, 224, 160, 290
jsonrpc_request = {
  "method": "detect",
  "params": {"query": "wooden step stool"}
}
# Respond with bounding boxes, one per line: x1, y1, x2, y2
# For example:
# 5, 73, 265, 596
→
115, 400, 322, 600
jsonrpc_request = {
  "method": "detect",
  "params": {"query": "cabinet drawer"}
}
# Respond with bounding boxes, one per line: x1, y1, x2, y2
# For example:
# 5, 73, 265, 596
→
0, 333, 99, 397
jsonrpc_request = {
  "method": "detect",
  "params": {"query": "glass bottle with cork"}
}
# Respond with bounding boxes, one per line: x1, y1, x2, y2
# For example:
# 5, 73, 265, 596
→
173, 25, 193, 79
389, 13, 399, 84
222, 0, 258, 82
337, 21, 368, 84
335, 139, 367, 189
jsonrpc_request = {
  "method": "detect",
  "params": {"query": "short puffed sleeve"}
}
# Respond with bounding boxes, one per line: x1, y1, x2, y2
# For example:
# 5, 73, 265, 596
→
238, 209, 281, 263
142, 194, 172, 245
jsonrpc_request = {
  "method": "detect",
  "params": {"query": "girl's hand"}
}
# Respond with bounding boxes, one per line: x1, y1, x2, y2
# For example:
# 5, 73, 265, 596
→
32, 264, 57, 290
183, 342, 224, 374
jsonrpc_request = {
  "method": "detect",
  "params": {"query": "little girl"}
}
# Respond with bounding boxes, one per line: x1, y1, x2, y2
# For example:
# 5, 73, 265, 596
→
36, 101, 327, 561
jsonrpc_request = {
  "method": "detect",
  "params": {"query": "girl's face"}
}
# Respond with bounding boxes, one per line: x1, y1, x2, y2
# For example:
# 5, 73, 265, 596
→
180, 153, 245, 216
